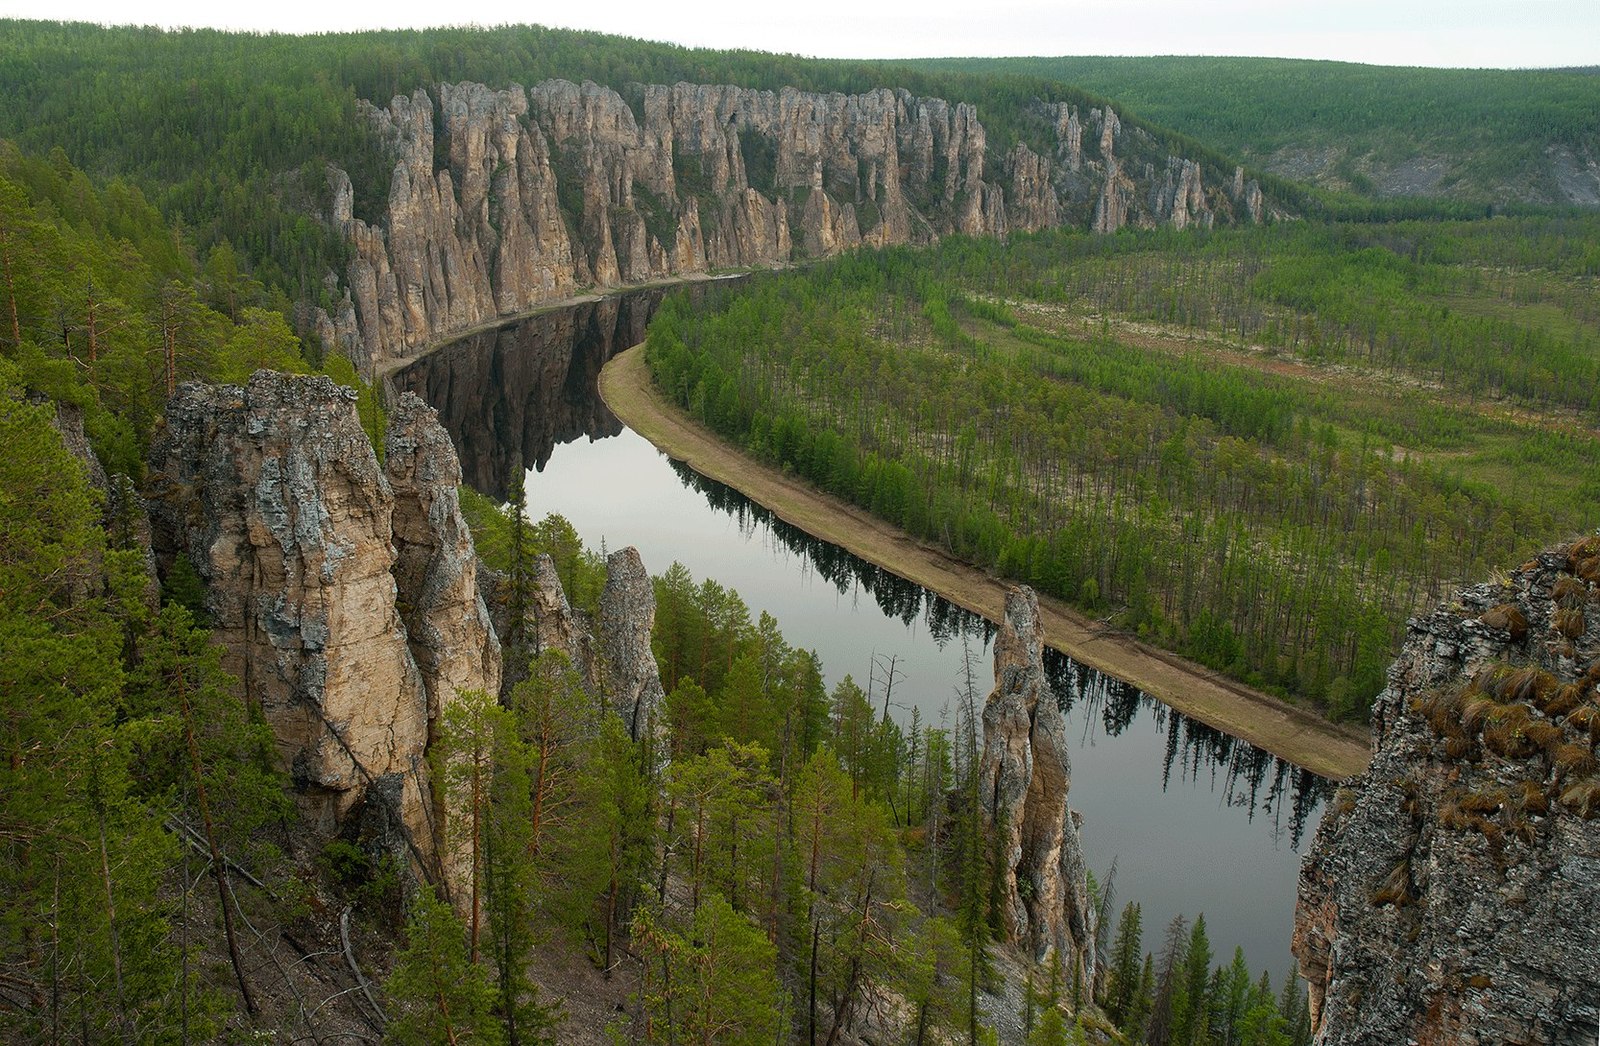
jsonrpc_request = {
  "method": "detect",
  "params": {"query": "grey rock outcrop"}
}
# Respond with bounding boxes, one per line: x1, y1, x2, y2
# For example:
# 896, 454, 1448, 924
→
489, 547, 663, 746
1152, 156, 1214, 231
1295, 537, 1600, 1045
528, 553, 586, 670
1232, 165, 1265, 224
47, 401, 108, 495
599, 547, 667, 743
146, 372, 494, 871
979, 586, 1096, 973
334, 82, 1256, 373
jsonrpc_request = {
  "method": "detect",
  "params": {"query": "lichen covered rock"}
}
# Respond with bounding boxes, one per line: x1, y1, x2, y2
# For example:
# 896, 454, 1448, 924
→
148, 373, 469, 869
1295, 537, 1600, 1045
599, 546, 667, 743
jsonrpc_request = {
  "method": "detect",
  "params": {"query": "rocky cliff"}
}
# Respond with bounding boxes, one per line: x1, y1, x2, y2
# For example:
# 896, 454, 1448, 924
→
1294, 537, 1600, 1045
329, 80, 1265, 374
147, 373, 500, 875
979, 586, 1096, 975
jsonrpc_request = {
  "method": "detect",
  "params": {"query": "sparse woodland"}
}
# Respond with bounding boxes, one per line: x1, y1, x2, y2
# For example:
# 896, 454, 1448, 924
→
646, 219, 1600, 719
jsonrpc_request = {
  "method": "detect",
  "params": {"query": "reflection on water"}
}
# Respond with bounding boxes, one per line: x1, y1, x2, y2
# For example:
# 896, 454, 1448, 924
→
673, 458, 1331, 850
394, 291, 665, 498
404, 285, 1330, 972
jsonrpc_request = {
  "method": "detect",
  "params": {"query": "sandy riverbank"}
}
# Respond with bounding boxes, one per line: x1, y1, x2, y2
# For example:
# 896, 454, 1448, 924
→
599, 343, 1372, 781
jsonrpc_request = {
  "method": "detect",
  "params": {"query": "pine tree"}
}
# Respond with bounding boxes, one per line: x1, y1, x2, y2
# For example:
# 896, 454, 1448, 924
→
899, 916, 968, 1046
385, 884, 501, 1046
437, 688, 501, 965
634, 895, 783, 1046
481, 697, 559, 1044
549, 714, 655, 974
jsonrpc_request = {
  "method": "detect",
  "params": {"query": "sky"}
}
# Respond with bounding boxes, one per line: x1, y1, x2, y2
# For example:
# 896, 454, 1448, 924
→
0, 0, 1595, 68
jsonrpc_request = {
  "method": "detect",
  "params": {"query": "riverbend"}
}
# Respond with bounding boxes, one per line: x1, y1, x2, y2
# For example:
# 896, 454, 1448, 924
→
600, 342, 1371, 782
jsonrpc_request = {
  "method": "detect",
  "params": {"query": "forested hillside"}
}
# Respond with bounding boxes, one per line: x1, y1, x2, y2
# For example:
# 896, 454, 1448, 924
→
4, 17, 1596, 1042
911, 57, 1600, 206
0, 21, 1243, 309
0, 144, 383, 474
646, 216, 1600, 718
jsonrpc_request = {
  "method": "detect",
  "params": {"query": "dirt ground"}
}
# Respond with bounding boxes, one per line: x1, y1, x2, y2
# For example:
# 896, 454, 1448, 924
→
600, 344, 1371, 781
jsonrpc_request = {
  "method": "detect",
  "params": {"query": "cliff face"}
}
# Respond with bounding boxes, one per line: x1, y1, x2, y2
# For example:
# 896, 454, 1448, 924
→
332, 80, 1264, 373
147, 373, 498, 872
384, 393, 504, 718
1294, 538, 1600, 1045
980, 586, 1096, 974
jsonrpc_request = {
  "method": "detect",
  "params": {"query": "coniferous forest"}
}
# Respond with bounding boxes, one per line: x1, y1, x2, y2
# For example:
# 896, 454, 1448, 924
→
0, 102, 1319, 1046
646, 219, 1600, 719
1, 15, 1596, 1045
907, 56, 1600, 205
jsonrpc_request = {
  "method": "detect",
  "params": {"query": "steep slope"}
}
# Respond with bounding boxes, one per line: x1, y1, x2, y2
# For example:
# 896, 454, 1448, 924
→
1294, 537, 1600, 1044
329, 79, 1267, 372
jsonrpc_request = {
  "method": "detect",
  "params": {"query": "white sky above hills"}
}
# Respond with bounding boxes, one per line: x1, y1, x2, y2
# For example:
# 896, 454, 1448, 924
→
0, 0, 1594, 69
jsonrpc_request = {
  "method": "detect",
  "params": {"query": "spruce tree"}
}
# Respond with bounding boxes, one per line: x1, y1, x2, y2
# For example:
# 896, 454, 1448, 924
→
1147, 914, 1189, 1046
1102, 901, 1144, 1026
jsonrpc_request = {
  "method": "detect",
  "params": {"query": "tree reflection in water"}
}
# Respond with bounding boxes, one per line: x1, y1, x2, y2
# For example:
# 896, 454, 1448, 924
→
672, 458, 1330, 849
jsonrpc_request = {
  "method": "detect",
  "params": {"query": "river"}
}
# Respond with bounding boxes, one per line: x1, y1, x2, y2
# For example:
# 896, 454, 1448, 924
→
395, 284, 1330, 978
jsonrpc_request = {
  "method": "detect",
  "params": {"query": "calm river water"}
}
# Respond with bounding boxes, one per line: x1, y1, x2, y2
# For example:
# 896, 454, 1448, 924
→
396, 285, 1330, 977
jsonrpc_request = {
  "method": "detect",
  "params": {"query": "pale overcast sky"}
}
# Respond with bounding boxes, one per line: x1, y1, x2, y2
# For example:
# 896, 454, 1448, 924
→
0, 0, 1594, 68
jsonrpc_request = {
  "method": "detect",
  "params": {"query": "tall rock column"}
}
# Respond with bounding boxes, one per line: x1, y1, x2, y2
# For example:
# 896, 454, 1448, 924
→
384, 392, 503, 715
598, 547, 667, 743
979, 586, 1096, 973
147, 372, 471, 874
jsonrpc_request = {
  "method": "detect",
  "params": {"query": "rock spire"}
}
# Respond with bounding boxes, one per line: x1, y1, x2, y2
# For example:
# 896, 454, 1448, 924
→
979, 586, 1096, 974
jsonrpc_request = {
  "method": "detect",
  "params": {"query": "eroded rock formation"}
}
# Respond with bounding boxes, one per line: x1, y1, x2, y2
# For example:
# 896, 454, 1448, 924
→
384, 392, 503, 714
147, 373, 495, 870
527, 553, 587, 673
979, 586, 1096, 973
331, 82, 1254, 373
599, 547, 667, 743
1294, 537, 1600, 1045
